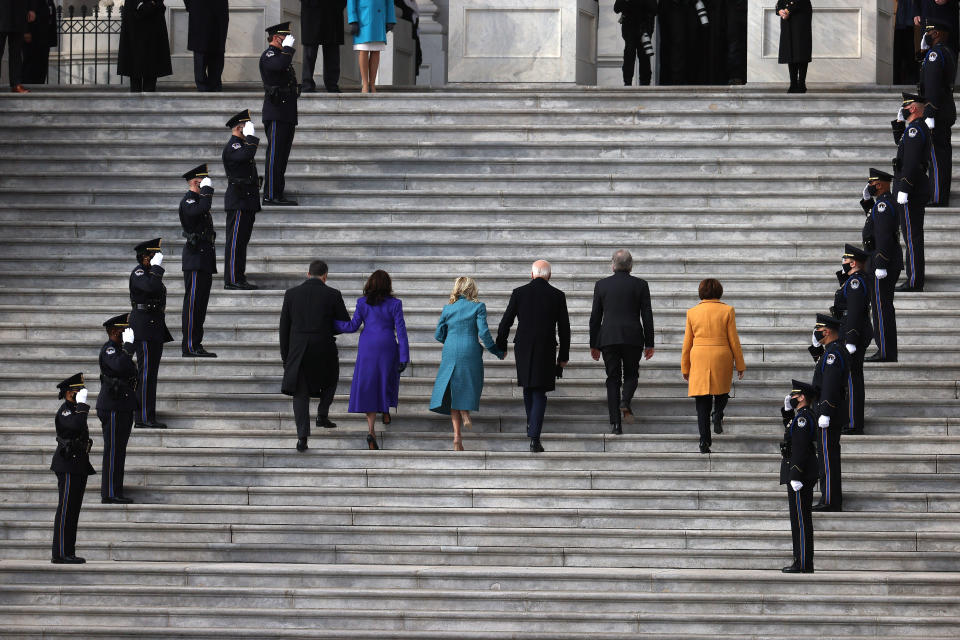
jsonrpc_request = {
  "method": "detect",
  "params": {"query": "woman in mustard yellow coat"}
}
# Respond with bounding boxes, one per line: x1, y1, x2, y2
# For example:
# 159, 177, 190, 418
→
681, 279, 746, 453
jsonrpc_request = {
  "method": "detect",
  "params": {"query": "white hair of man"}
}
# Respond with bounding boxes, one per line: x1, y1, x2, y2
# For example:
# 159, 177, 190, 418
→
531, 259, 551, 280
611, 249, 633, 272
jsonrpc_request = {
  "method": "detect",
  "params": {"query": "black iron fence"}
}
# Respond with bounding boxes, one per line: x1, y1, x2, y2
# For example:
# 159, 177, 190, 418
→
55, 3, 124, 85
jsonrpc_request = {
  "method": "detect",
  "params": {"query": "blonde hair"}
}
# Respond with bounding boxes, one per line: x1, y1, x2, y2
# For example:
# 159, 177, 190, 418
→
448, 276, 480, 303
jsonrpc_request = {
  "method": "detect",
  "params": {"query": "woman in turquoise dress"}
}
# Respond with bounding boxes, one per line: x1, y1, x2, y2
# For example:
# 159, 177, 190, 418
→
429, 277, 505, 450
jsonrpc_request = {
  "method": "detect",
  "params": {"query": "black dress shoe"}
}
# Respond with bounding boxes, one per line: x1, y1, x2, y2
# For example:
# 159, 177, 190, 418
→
225, 281, 257, 290
296, 437, 308, 452
366, 434, 380, 450
864, 351, 896, 363
699, 442, 711, 454
842, 427, 864, 435
610, 423, 623, 435
316, 416, 338, 429
895, 284, 923, 292
262, 197, 298, 206
326, 86, 342, 93
182, 348, 217, 357
781, 562, 812, 573
52, 555, 86, 564
712, 412, 723, 435
811, 503, 842, 512
530, 438, 544, 453
238, 280, 259, 290
101, 496, 134, 504
134, 421, 167, 429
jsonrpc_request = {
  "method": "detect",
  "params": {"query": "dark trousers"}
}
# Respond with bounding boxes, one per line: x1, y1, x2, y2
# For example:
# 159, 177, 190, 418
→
0, 32, 23, 87
129, 75, 157, 92
224, 210, 255, 285
787, 63, 808, 89
21, 40, 50, 84
694, 393, 728, 447
523, 387, 548, 439
98, 409, 133, 499
816, 424, 842, 508
293, 372, 338, 439
846, 348, 865, 432
787, 482, 814, 570
135, 340, 163, 424
302, 43, 341, 91
601, 344, 642, 424
622, 35, 651, 86
929, 125, 952, 206
263, 120, 296, 201
869, 265, 899, 360
193, 50, 224, 91
893, 28, 918, 85
182, 270, 212, 352
52, 472, 87, 559
724, 0, 747, 82
899, 201, 925, 289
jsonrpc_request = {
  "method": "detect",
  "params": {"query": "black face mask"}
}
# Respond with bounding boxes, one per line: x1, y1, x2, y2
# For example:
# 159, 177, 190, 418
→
866, 184, 878, 197
789, 396, 800, 409
841, 262, 852, 274
813, 329, 825, 343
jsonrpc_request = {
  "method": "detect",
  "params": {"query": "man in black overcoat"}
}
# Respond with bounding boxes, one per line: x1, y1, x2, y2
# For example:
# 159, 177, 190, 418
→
117, 0, 172, 92
0, 0, 29, 92
21, 0, 56, 85
280, 260, 350, 451
184, 0, 228, 91
301, 0, 346, 92
496, 260, 571, 453
589, 249, 655, 435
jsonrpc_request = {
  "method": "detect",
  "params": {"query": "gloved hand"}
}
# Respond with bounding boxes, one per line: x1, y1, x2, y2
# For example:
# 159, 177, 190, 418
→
926, 117, 935, 130
790, 480, 803, 492
200, 177, 213, 189
875, 268, 888, 280
349, 22, 359, 36
76, 389, 88, 404
386, 22, 395, 32
897, 191, 909, 205
122, 327, 135, 344
149, 252, 163, 267
921, 33, 931, 51
811, 330, 821, 348
818, 415, 830, 429
784, 394, 793, 412
242, 121, 255, 137
896, 106, 905, 122
862, 184, 872, 200
282, 34, 295, 48
398, 361, 408, 373
845, 343, 856, 355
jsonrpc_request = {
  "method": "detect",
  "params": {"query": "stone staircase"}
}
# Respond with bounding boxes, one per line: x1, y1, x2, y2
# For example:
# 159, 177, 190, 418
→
0, 88, 958, 638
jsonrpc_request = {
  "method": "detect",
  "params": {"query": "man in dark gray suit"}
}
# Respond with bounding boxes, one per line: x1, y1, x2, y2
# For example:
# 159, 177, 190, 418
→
496, 260, 571, 453
280, 260, 350, 451
589, 249, 655, 434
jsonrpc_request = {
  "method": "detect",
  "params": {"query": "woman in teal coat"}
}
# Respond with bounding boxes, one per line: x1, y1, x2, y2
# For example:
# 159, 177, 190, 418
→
429, 277, 505, 450
347, 0, 396, 92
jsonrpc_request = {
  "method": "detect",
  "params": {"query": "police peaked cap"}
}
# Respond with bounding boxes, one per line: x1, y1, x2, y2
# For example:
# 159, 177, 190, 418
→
902, 91, 926, 106
266, 22, 291, 37
815, 313, 842, 331
843, 243, 871, 263
790, 379, 819, 399
868, 167, 893, 182
226, 109, 251, 129
181, 164, 208, 181
926, 19, 952, 33
135, 238, 162, 255
57, 372, 85, 398
103, 313, 129, 329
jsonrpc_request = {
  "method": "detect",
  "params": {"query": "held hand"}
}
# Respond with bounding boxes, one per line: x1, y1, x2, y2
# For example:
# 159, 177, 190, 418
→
282, 34, 295, 48
682, 372, 689, 381
23, 33, 32, 43
398, 361, 408, 373
27, 10, 36, 22
200, 177, 213, 189
386, 22, 395, 32
897, 191, 909, 205
76, 389, 88, 404
784, 394, 793, 412
558, 361, 568, 368
818, 415, 830, 429
914, 16, 923, 26
738, 370, 745, 380
926, 117, 936, 130
845, 343, 856, 355
643, 347, 655, 360
349, 22, 359, 36
242, 121, 255, 137
149, 252, 163, 266
875, 268, 888, 280
790, 480, 803, 492
590, 348, 601, 361
122, 327, 135, 344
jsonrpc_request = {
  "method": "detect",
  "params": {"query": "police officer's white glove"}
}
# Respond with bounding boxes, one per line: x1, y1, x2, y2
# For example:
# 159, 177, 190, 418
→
790, 480, 803, 492
897, 191, 909, 205
242, 121, 255, 137
811, 330, 821, 347
784, 394, 793, 412
926, 117, 935, 130
122, 327, 135, 344
875, 268, 888, 280
845, 343, 856, 355
282, 34, 295, 48
76, 389, 88, 404
200, 177, 212, 189
818, 415, 830, 429
149, 252, 163, 267
896, 106, 905, 122
862, 184, 872, 200
921, 33, 932, 51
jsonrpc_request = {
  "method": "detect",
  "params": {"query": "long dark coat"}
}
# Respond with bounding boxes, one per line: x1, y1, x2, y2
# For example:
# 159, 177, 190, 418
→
0, 0, 28, 32
117, 0, 172, 79
776, 0, 812, 64
496, 278, 571, 392
301, 0, 346, 46
279, 278, 350, 396
184, 0, 228, 53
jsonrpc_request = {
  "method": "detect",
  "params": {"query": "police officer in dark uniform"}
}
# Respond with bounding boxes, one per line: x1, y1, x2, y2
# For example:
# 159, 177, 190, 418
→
129, 238, 173, 429
833, 244, 872, 435
260, 22, 299, 206
614, 0, 657, 86
97, 314, 138, 504
179, 163, 218, 355
51, 373, 95, 564
811, 313, 848, 512
779, 379, 818, 574
860, 168, 902, 363
892, 92, 932, 292
919, 19, 956, 207
222, 109, 262, 290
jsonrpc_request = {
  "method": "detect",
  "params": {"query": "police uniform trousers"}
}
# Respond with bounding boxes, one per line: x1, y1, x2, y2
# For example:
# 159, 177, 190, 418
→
523, 387, 548, 439
787, 481, 814, 571
898, 201, 925, 289
263, 120, 296, 201
846, 348, 866, 432
182, 270, 212, 352
929, 125, 953, 206
193, 50, 225, 91
97, 410, 133, 499
302, 44, 341, 91
135, 340, 163, 424
816, 424, 842, 508
293, 371, 338, 439
0, 32, 23, 88
601, 344, 642, 424
224, 210, 256, 285
869, 265, 899, 361
621, 35, 651, 86
52, 471, 87, 559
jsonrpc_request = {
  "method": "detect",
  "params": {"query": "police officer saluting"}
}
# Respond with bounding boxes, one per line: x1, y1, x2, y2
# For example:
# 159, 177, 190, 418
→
130, 238, 173, 429
860, 168, 902, 363
180, 164, 218, 356
779, 379, 819, 573
893, 92, 932, 292
834, 244, 872, 435
51, 373, 95, 564
97, 315, 138, 504
811, 313, 848, 512
222, 109, 262, 290
919, 19, 955, 207
261, 22, 299, 206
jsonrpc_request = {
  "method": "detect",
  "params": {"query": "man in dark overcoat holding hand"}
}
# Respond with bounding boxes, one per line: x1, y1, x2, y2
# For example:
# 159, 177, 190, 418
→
280, 260, 350, 451
301, 0, 346, 92
496, 260, 571, 453
184, 0, 229, 91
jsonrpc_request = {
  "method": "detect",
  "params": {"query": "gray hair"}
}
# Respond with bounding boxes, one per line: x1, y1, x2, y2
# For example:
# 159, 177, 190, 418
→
611, 249, 633, 272
531, 260, 551, 279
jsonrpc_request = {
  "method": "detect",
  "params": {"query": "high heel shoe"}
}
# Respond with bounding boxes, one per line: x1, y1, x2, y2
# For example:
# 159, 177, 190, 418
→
453, 437, 464, 451
382, 412, 392, 425
366, 434, 379, 450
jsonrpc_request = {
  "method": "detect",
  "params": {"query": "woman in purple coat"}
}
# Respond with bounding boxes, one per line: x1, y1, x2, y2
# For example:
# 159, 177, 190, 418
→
335, 270, 409, 449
